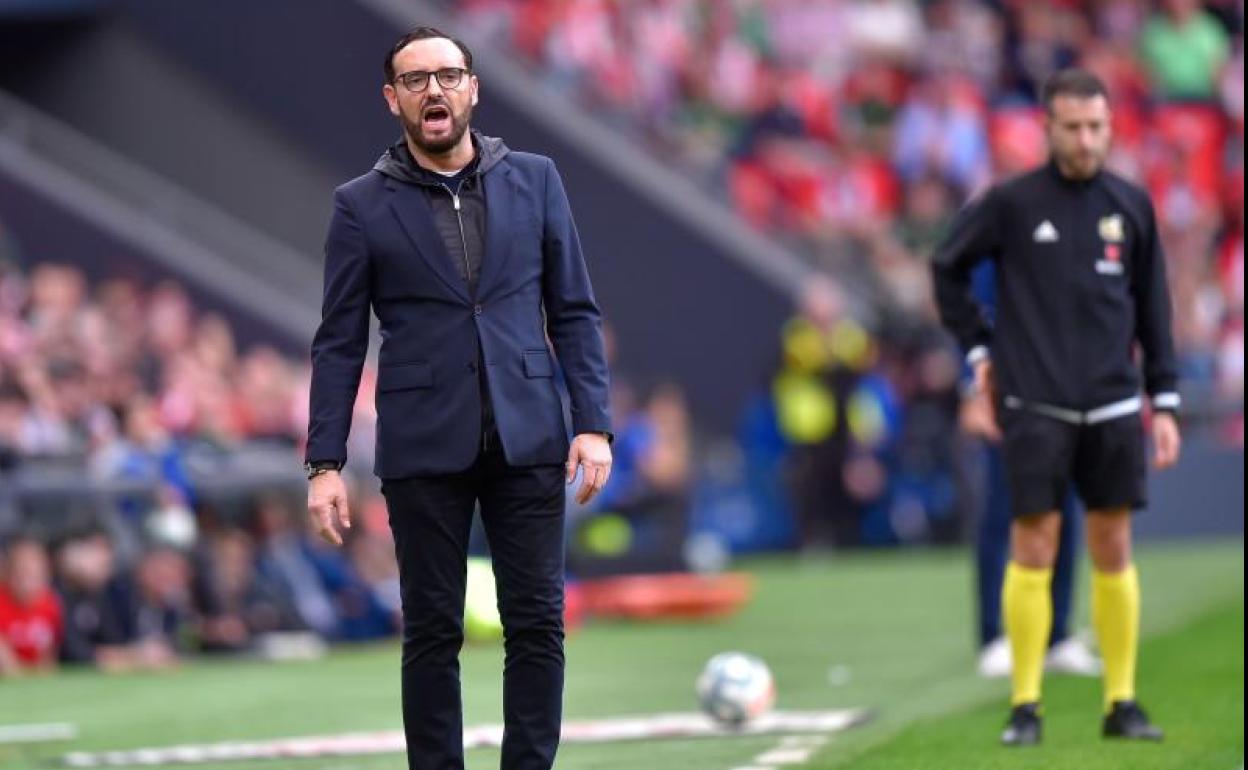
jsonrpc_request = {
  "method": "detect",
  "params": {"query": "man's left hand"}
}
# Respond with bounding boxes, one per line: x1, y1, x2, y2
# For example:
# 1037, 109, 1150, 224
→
567, 433, 613, 505
1151, 412, 1181, 470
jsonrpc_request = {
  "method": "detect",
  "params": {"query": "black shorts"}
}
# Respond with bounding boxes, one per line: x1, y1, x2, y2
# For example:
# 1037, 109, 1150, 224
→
1000, 407, 1147, 518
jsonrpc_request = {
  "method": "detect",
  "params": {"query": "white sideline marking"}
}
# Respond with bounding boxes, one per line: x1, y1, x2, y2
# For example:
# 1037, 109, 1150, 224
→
730, 733, 830, 770
779, 735, 828, 747
0, 723, 78, 744
60, 710, 866, 766
755, 747, 816, 763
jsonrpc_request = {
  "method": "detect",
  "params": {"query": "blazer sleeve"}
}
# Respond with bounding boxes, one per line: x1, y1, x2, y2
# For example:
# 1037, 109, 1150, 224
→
540, 158, 612, 437
306, 187, 372, 464
931, 186, 1002, 361
1131, 194, 1180, 413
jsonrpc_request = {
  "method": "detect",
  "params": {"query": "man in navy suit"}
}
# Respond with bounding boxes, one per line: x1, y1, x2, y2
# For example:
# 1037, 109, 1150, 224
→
304, 27, 613, 770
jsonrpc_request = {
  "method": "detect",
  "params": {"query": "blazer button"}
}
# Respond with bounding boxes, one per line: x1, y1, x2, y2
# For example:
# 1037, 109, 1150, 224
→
473, 304, 483, 317
468, 362, 477, 373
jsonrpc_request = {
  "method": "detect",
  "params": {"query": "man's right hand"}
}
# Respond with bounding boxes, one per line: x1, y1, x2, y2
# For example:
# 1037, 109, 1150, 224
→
973, 358, 996, 402
964, 358, 1001, 441
960, 388, 1002, 443
307, 470, 351, 547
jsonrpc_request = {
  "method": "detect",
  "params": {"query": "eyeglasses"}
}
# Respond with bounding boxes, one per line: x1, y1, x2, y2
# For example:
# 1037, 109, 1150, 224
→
394, 67, 470, 93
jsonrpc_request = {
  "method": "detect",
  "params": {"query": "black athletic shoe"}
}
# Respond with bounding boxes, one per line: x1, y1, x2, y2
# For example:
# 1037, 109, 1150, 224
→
1001, 702, 1042, 746
1102, 700, 1164, 741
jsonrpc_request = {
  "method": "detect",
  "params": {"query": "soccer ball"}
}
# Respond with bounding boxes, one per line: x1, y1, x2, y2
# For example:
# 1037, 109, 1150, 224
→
696, 652, 776, 726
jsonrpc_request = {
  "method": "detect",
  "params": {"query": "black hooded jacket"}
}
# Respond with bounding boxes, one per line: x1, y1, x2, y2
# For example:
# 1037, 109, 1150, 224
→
932, 161, 1180, 417
372, 131, 513, 442
373, 131, 510, 297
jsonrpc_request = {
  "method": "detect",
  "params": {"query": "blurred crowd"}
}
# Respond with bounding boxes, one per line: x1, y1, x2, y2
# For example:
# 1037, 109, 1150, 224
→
0, 240, 696, 672
569, 340, 696, 576
0, 492, 402, 676
459, 0, 1244, 430
0, 246, 403, 675
0, 258, 304, 466
726, 276, 966, 548
456, 0, 1244, 547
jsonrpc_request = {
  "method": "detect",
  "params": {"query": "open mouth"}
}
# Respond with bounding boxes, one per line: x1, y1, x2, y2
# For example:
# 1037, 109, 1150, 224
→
422, 104, 451, 132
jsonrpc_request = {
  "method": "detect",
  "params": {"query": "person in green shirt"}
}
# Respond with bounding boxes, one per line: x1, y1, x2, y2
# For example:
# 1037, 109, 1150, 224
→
1139, 0, 1231, 100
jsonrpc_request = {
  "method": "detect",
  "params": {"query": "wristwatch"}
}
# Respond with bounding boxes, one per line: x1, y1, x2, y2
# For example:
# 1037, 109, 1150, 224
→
304, 460, 343, 480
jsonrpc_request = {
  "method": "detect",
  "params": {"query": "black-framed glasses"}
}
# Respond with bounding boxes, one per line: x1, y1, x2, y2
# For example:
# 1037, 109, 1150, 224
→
394, 67, 469, 93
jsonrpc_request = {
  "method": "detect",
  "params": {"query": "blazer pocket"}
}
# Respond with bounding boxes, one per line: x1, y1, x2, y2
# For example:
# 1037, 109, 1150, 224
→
523, 349, 554, 378
378, 361, 434, 392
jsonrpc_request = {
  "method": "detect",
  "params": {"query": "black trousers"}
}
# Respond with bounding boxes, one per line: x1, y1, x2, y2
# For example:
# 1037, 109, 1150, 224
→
381, 438, 566, 770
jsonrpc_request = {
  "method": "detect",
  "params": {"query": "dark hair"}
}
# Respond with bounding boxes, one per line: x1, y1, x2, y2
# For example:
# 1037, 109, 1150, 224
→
3, 534, 43, 558
0, 378, 26, 404
384, 26, 473, 84
1041, 69, 1109, 112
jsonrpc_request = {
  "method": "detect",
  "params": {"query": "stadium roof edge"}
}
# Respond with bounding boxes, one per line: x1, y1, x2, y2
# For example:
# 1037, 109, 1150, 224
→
0, 87, 321, 346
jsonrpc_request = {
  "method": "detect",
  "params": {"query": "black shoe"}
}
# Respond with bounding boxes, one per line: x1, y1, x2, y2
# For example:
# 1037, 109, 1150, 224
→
1102, 700, 1164, 741
1001, 702, 1042, 746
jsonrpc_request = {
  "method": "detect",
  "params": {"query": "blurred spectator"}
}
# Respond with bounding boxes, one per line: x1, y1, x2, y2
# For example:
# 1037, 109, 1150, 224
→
771, 280, 903, 547
870, 174, 957, 317
0, 536, 62, 674
1139, 0, 1232, 100
892, 76, 990, 194
130, 546, 192, 662
570, 381, 694, 576
54, 529, 135, 668
196, 529, 302, 652
52, 530, 179, 671
874, 329, 963, 544
254, 494, 396, 642
92, 395, 194, 526
845, 0, 924, 62
998, 2, 1085, 104
346, 524, 402, 626
236, 346, 299, 443
0, 377, 28, 471
254, 495, 339, 638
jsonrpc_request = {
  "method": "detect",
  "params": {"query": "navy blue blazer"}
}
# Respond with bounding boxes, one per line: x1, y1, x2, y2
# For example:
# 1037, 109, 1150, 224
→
306, 145, 611, 479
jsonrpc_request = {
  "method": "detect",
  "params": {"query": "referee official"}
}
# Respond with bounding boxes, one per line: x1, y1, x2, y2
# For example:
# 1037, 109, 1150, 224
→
933, 69, 1181, 747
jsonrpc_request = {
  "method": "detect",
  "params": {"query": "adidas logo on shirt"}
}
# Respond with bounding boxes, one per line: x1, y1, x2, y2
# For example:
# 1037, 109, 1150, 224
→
1033, 220, 1060, 243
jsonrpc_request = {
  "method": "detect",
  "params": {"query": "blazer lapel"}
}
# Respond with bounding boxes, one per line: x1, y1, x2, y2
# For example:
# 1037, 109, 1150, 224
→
476, 163, 516, 300
386, 179, 471, 304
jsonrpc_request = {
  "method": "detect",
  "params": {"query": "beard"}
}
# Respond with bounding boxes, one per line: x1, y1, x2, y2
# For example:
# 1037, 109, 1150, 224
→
402, 100, 473, 156
1067, 154, 1104, 179
1051, 144, 1106, 180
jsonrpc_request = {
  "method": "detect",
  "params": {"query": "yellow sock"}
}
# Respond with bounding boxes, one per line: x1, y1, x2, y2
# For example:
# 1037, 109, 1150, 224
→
1003, 562, 1053, 706
1092, 564, 1140, 712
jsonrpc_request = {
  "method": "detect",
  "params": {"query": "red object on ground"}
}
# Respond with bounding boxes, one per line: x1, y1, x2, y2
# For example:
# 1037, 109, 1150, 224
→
579, 572, 754, 620
564, 580, 588, 632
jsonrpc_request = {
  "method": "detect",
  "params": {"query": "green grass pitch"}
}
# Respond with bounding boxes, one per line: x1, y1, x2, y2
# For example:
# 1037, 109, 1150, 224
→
0, 540, 1240, 770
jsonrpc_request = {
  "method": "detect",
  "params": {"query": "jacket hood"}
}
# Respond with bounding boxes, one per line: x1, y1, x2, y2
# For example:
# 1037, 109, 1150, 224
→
373, 130, 509, 185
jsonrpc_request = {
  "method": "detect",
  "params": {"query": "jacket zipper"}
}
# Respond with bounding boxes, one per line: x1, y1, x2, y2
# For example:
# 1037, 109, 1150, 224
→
441, 181, 487, 452
441, 184, 472, 288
